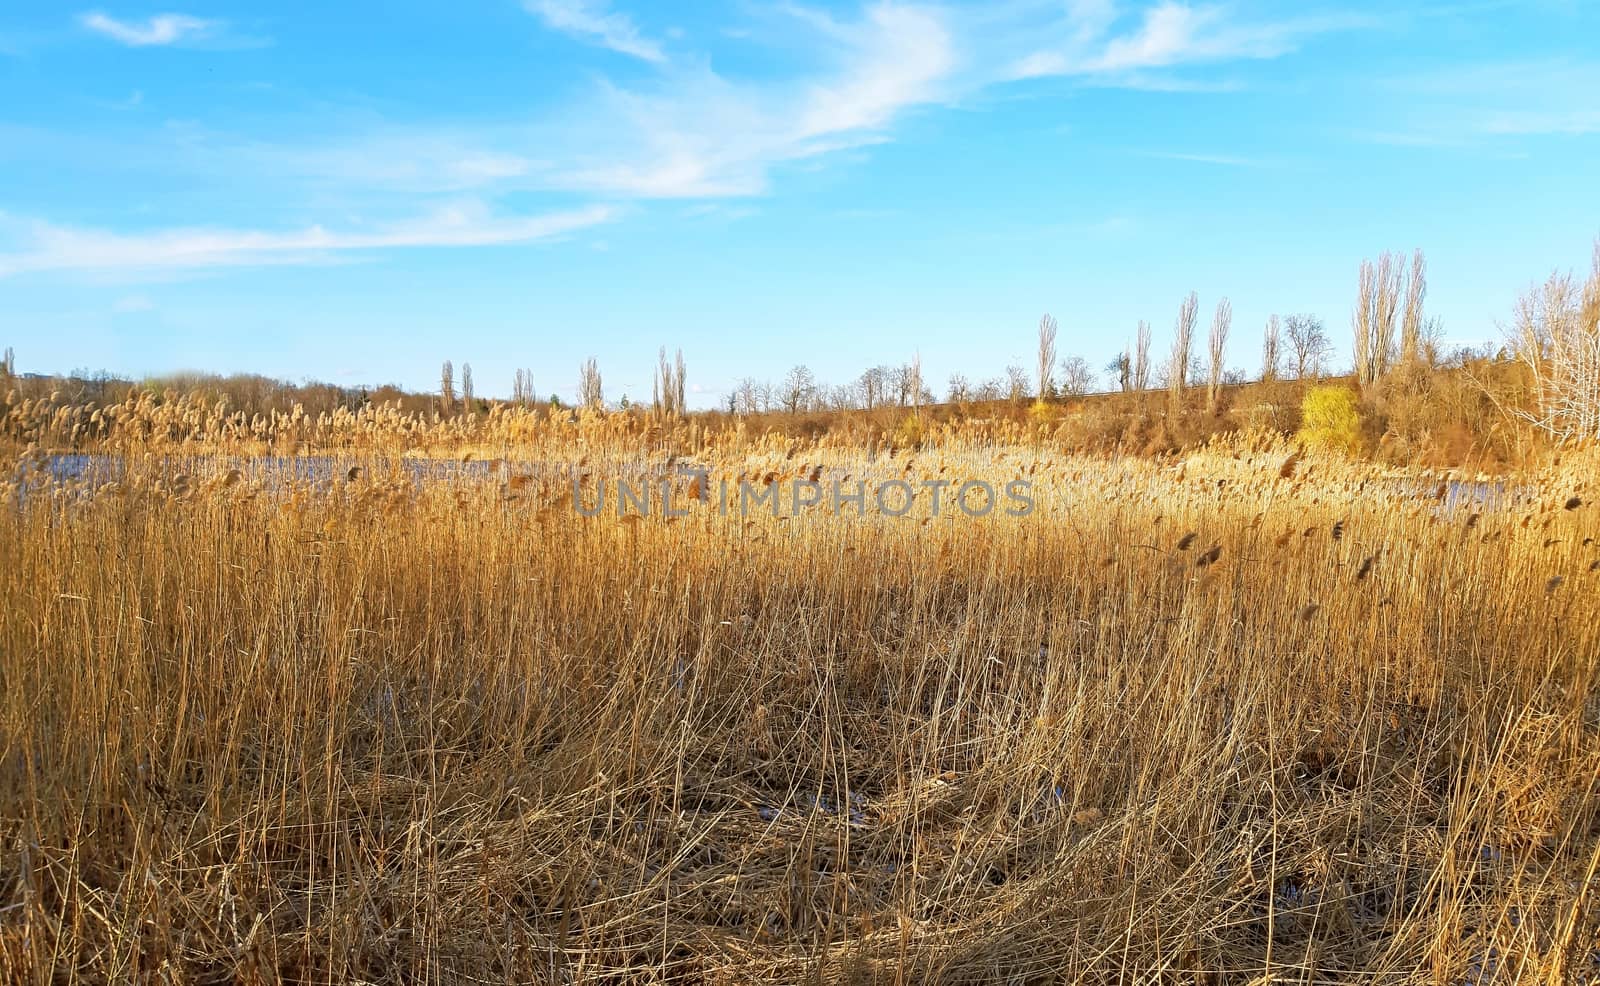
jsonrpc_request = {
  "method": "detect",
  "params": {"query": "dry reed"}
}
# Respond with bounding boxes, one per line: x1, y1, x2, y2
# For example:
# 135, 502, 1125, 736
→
0, 413, 1597, 983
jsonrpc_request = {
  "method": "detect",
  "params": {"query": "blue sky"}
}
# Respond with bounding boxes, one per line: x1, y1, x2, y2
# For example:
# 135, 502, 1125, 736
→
1, 1, 1597, 405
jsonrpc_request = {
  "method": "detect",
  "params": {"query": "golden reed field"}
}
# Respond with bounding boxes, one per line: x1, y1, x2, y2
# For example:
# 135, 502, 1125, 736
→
2, 395, 1598, 984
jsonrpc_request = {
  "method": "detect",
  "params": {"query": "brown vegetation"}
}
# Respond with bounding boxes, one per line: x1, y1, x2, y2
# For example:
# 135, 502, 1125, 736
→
2, 419, 1598, 981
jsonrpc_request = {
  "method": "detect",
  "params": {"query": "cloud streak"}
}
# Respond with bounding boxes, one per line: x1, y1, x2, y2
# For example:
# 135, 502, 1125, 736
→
550, 2, 954, 197
0, 204, 616, 277
524, 0, 666, 63
78, 11, 217, 47
1138, 149, 1269, 166
1360, 58, 1600, 142
1008, 1, 1363, 81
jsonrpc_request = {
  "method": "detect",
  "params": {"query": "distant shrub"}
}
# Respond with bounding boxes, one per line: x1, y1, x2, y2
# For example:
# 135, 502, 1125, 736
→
1298, 385, 1364, 453
893, 413, 924, 449
1235, 380, 1303, 436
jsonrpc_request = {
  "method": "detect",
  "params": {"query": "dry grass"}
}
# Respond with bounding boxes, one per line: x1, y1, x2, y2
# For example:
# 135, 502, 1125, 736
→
1, 419, 1598, 984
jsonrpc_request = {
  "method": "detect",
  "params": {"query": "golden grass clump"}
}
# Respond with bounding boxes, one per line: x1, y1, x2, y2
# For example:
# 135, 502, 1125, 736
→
0, 431, 1598, 983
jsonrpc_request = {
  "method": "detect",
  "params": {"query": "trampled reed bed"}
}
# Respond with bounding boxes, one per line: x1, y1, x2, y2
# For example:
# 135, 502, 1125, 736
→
1, 438, 1597, 983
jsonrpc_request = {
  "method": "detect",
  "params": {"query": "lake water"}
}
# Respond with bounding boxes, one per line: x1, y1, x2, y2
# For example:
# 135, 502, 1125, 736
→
19, 453, 1514, 515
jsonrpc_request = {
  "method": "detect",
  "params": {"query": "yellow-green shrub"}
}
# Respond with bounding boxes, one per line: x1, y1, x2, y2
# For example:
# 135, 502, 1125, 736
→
1298, 384, 1364, 453
893, 412, 924, 448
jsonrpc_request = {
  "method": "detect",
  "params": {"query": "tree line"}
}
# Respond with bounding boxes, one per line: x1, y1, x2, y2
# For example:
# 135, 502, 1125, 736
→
5, 241, 1595, 451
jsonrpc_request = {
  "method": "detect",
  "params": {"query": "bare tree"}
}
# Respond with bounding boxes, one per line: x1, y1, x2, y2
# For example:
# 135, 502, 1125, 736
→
859, 365, 886, 410
947, 373, 971, 405
1262, 315, 1281, 383
1058, 355, 1094, 397
654, 347, 688, 418
511, 368, 535, 405
460, 363, 474, 413
1133, 320, 1152, 394
1206, 297, 1231, 415
909, 352, 923, 414
1354, 261, 1375, 382
1507, 244, 1600, 441
653, 349, 666, 416
1169, 292, 1198, 415
1354, 251, 1403, 387
1400, 249, 1428, 368
1375, 254, 1403, 376
1037, 314, 1058, 403
1, 347, 13, 380
887, 364, 918, 407
439, 360, 455, 416
675, 350, 686, 415
1005, 364, 1031, 405
578, 357, 604, 409
1285, 314, 1331, 380
732, 377, 764, 415
1108, 352, 1131, 393
779, 365, 816, 415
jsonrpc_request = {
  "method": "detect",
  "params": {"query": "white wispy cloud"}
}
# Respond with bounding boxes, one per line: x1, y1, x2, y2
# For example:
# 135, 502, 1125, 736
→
1139, 149, 1269, 166
0, 204, 616, 277
552, 2, 954, 197
1480, 109, 1600, 135
524, 0, 666, 63
1079, 72, 1246, 93
237, 135, 544, 193
78, 11, 217, 47
516, 1, 955, 199
1363, 58, 1600, 141
797, 3, 953, 136
1344, 128, 1466, 147
1008, 1, 1363, 81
